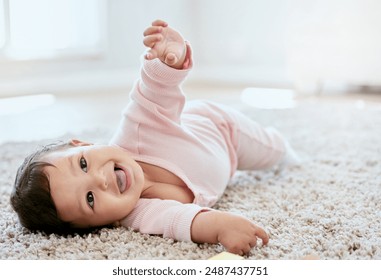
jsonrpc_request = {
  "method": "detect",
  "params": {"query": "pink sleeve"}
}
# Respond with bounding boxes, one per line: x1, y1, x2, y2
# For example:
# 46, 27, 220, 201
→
109, 44, 193, 150
128, 44, 193, 125
119, 199, 208, 242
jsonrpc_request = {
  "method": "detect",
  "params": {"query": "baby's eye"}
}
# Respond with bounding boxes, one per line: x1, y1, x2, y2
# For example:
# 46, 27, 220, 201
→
86, 191, 94, 209
80, 156, 87, 172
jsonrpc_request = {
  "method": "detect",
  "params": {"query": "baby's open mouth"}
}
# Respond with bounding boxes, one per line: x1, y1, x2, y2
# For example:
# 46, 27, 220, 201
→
114, 165, 127, 193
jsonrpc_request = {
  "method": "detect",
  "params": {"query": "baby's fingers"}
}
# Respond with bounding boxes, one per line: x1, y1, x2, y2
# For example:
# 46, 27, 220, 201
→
255, 226, 269, 245
226, 243, 251, 256
145, 49, 158, 60
143, 34, 162, 48
151, 19, 168, 27
143, 26, 163, 37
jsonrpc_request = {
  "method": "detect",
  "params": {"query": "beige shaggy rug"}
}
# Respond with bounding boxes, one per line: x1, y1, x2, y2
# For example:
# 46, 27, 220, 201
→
1, 94, 380, 260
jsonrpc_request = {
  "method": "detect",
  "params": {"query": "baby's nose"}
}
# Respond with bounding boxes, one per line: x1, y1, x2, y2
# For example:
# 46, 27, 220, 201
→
94, 171, 108, 190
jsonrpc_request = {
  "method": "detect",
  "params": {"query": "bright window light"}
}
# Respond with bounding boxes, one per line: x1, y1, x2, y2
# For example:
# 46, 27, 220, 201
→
241, 87, 296, 109
0, 94, 55, 115
7, 0, 102, 59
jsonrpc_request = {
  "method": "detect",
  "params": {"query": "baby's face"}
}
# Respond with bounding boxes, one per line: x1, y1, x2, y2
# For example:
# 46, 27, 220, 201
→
43, 140, 144, 228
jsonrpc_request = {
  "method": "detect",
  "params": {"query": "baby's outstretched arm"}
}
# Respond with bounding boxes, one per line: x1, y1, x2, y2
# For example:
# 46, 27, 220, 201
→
143, 19, 188, 69
191, 211, 269, 255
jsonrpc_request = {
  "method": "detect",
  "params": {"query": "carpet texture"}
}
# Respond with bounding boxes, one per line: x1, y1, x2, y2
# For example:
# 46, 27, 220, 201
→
1, 96, 380, 260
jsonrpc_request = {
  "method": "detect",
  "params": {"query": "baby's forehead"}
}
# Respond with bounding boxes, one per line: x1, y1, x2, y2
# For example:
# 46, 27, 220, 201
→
42, 148, 80, 176
41, 146, 79, 163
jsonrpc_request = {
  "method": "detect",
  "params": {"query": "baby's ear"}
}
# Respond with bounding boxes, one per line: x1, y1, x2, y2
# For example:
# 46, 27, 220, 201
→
69, 139, 93, 147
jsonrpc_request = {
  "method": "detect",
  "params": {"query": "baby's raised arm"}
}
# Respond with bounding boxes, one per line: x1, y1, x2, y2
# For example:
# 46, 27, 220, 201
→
143, 19, 188, 69
191, 211, 269, 255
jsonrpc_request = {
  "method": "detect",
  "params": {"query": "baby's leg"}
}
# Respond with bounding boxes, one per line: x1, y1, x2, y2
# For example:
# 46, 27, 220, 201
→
187, 101, 297, 170
236, 124, 300, 170
229, 111, 288, 170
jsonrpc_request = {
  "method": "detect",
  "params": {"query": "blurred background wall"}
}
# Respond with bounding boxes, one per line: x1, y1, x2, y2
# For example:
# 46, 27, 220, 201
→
0, 0, 380, 96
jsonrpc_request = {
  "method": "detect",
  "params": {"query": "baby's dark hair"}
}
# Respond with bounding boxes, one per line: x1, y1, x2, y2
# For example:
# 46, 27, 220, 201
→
10, 142, 95, 236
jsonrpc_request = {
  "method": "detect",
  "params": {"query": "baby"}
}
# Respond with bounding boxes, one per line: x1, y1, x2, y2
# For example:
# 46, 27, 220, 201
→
11, 19, 298, 256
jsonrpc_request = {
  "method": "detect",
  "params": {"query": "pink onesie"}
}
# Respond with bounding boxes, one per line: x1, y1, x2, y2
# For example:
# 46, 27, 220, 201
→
110, 51, 286, 242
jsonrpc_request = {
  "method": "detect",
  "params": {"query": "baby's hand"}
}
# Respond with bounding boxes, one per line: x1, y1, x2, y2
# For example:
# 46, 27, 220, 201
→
143, 19, 187, 69
216, 213, 269, 255
191, 211, 269, 256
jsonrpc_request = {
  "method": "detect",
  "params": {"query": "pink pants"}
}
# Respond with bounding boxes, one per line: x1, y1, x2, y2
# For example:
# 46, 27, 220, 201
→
185, 101, 287, 171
